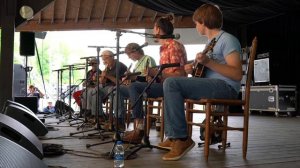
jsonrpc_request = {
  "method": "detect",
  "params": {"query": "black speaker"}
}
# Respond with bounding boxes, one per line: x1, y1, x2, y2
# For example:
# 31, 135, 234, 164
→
2, 100, 34, 114
0, 113, 43, 159
14, 96, 38, 113
13, 64, 26, 97
20, 32, 35, 56
0, 136, 47, 168
3, 100, 48, 136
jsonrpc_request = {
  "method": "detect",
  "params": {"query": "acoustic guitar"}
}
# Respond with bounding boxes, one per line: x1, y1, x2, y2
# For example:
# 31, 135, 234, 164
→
192, 38, 217, 77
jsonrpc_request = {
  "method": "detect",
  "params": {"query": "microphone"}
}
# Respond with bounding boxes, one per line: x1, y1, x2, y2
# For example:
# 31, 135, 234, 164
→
88, 46, 102, 48
88, 46, 125, 48
129, 42, 148, 52
116, 42, 148, 56
73, 67, 85, 70
160, 63, 181, 69
138, 42, 148, 49
112, 50, 126, 56
153, 34, 180, 40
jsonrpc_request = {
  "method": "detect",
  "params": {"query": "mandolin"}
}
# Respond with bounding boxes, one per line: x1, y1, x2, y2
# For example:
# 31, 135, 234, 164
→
192, 38, 217, 77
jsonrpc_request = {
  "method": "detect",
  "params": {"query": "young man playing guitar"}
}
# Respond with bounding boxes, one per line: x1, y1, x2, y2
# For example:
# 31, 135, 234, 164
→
160, 4, 243, 161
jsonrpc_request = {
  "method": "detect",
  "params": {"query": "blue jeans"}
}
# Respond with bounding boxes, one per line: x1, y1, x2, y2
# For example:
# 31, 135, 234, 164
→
128, 82, 164, 119
113, 85, 130, 119
163, 77, 238, 139
90, 85, 113, 116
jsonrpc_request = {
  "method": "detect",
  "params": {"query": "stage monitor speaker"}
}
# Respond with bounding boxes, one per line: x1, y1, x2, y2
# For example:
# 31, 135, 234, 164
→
20, 32, 35, 56
0, 136, 47, 168
3, 101, 48, 136
2, 100, 34, 114
14, 96, 38, 113
0, 113, 43, 159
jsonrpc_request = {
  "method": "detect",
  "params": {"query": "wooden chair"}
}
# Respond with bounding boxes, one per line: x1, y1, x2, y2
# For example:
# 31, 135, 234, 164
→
185, 37, 257, 161
146, 97, 164, 142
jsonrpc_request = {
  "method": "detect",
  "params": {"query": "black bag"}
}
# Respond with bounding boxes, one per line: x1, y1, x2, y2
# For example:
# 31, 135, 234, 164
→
55, 100, 74, 115
43, 143, 65, 157
199, 117, 223, 145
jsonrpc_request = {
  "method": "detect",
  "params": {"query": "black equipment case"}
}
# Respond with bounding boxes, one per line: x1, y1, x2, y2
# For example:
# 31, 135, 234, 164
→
242, 85, 297, 117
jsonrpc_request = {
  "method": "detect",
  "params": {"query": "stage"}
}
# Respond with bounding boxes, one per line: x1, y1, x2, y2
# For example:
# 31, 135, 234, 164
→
36, 113, 300, 168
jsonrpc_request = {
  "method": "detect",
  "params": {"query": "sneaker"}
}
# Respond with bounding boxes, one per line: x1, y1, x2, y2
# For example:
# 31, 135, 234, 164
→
122, 129, 144, 144
162, 137, 195, 161
157, 139, 173, 150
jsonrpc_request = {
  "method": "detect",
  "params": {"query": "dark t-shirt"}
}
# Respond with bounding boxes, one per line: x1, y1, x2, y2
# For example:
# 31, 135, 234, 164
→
86, 69, 102, 87
104, 61, 127, 86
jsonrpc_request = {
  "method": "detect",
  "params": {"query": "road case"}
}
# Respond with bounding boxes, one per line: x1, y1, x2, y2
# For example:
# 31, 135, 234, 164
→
243, 85, 297, 117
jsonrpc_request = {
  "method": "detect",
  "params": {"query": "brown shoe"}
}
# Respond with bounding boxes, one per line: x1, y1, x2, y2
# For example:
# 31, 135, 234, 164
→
114, 118, 126, 132
87, 115, 96, 124
122, 129, 144, 144
162, 137, 195, 161
157, 139, 173, 150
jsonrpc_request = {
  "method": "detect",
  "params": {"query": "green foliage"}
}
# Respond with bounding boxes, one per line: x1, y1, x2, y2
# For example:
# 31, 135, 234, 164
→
13, 32, 85, 99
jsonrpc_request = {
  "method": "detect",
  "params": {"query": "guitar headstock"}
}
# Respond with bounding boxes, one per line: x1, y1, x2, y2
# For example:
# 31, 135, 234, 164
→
203, 38, 217, 54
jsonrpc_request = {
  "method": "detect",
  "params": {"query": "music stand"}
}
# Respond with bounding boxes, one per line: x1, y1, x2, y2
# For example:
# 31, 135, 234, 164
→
47, 68, 68, 125
74, 56, 96, 130
62, 64, 85, 125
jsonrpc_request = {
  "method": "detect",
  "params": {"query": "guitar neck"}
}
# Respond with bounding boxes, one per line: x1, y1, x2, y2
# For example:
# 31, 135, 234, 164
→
192, 38, 216, 77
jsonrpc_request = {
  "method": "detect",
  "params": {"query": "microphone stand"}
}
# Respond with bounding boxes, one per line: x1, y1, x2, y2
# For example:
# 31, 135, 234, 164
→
112, 29, 153, 38
69, 50, 110, 141
52, 68, 64, 117
87, 30, 123, 152
64, 64, 85, 124
51, 68, 69, 123
74, 56, 94, 130
125, 66, 169, 159
45, 68, 65, 124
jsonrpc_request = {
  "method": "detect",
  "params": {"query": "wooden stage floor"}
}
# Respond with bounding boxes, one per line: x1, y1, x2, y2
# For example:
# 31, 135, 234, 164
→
39, 112, 300, 168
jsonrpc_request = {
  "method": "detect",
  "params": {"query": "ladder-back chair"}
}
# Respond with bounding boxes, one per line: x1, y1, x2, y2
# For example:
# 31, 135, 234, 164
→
185, 36, 257, 161
146, 97, 164, 142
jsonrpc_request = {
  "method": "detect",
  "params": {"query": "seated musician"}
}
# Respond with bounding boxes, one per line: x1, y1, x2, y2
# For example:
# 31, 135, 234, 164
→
113, 42, 156, 131
121, 15, 187, 143
160, 4, 242, 161
89, 50, 127, 125
81, 58, 101, 118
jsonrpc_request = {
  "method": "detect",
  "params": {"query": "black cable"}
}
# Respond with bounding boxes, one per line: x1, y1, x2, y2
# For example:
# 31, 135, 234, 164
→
63, 149, 103, 158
